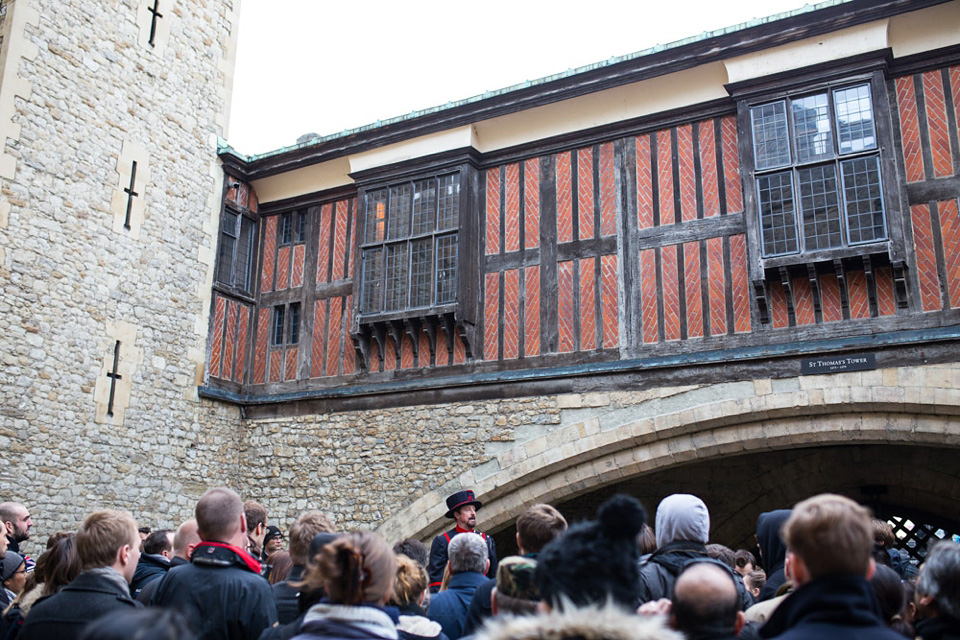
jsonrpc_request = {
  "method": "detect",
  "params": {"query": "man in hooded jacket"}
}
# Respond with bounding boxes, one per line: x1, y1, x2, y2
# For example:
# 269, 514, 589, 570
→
754, 510, 791, 602
637, 494, 753, 610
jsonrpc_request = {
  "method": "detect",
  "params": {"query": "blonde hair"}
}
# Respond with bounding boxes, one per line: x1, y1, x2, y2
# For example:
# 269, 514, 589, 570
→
782, 494, 872, 579
390, 553, 427, 607
76, 510, 138, 570
301, 531, 395, 605
289, 512, 335, 565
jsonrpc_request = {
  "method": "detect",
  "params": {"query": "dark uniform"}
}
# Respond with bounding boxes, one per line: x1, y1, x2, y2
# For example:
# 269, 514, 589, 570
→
428, 527, 497, 592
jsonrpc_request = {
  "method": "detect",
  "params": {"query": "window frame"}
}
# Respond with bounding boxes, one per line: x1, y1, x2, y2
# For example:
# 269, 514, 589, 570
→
734, 65, 906, 282
215, 202, 258, 299
750, 81, 887, 258
353, 157, 479, 326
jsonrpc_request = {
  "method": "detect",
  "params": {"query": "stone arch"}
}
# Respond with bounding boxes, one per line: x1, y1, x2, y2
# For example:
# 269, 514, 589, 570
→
376, 365, 960, 544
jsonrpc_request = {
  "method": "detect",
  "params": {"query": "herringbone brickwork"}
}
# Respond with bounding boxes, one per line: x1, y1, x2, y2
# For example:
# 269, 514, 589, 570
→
486, 168, 501, 255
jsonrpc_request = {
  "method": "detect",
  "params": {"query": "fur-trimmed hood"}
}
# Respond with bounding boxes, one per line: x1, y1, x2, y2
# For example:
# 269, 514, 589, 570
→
475, 603, 683, 640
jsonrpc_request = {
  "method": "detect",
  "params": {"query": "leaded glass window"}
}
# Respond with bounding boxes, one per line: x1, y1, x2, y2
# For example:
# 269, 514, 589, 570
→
360, 173, 460, 315
750, 82, 886, 257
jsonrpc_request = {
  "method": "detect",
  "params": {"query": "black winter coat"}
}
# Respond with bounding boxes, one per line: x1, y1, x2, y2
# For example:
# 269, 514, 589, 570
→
152, 542, 277, 640
758, 575, 906, 640
130, 552, 170, 599
274, 565, 306, 625
18, 570, 142, 640
916, 617, 960, 640
427, 530, 497, 593
637, 542, 753, 610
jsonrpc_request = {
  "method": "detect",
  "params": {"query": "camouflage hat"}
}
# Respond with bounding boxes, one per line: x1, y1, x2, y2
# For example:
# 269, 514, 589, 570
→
496, 555, 539, 601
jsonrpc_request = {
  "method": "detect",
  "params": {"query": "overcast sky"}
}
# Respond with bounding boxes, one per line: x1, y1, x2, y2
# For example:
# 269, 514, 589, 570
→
227, 0, 817, 156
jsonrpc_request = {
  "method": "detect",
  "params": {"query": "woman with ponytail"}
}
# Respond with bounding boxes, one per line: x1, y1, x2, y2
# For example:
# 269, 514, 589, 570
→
292, 531, 399, 640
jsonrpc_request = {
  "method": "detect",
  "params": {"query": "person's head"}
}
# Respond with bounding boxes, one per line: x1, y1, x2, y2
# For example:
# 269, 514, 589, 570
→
705, 544, 736, 569
78, 608, 197, 640
654, 494, 709, 548
871, 563, 908, 630
266, 550, 292, 585
46, 531, 74, 549
301, 531, 396, 605
448, 531, 489, 575
872, 518, 896, 549
390, 553, 428, 608
1, 551, 26, 595
916, 540, 960, 621
173, 519, 201, 561
444, 490, 482, 530
637, 523, 657, 555
144, 529, 174, 559
781, 493, 874, 583
755, 509, 791, 572
743, 569, 766, 599
264, 526, 284, 554
516, 504, 567, 555
535, 494, 647, 611
289, 512, 335, 566
670, 561, 745, 638
0, 502, 32, 543
492, 556, 539, 617
392, 538, 428, 568
196, 488, 246, 547
734, 549, 756, 576
138, 527, 151, 543
76, 510, 141, 583
35, 534, 81, 596
243, 500, 268, 545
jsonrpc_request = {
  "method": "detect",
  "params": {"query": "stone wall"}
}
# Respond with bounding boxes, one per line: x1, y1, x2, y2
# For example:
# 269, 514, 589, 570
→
0, 0, 241, 559
236, 362, 960, 546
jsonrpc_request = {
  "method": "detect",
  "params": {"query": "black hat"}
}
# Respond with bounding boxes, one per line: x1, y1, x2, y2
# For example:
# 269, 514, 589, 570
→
535, 494, 647, 610
308, 532, 341, 561
445, 490, 482, 519
1, 552, 24, 583
264, 525, 283, 545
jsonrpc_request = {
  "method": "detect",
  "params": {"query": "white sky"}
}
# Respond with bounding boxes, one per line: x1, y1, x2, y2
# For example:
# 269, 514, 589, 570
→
228, 0, 816, 156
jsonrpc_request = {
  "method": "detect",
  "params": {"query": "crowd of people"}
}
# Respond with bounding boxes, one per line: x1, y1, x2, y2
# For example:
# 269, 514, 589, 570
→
0, 489, 955, 640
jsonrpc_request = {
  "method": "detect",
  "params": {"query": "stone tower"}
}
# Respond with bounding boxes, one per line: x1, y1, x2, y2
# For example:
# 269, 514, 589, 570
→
0, 0, 243, 551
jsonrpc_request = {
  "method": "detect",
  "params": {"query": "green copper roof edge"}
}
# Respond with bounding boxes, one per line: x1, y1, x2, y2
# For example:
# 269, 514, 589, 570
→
221, 0, 850, 162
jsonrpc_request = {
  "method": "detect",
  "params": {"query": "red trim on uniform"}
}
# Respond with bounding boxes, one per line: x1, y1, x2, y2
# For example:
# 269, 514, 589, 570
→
443, 532, 451, 543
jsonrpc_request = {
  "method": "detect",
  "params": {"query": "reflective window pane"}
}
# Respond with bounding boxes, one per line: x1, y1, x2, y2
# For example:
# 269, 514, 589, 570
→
388, 183, 412, 240
792, 93, 833, 163
437, 174, 460, 230
798, 164, 841, 251
841, 156, 886, 244
361, 248, 383, 313
436, 234, 458, 304
412, 179, 437, 236
384, 243, 409, 311
365, 189, 388, 244
751, 101, 791, 169
410, 238, 434, 308
758, 172, 798, 256
834, 84, 876, 154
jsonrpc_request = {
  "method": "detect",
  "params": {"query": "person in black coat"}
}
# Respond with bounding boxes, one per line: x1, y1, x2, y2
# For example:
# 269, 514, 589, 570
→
152, 488, 277, 640
754, 509, 791, 602
428, 491, 497, 593
757, 494, 905, 640
130, 529, 173, 599
19, 510, 143, 640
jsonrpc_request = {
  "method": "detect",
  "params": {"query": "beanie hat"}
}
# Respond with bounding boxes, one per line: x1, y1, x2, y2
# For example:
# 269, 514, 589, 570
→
1, 552, 24, 583
655, 494, 710, 548
264, 525, 283, 545
497, 555, 539, 601
534, 494, 646, 610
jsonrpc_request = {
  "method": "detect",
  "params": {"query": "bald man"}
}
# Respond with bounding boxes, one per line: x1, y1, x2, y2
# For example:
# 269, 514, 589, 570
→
670, 561, 745, 640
